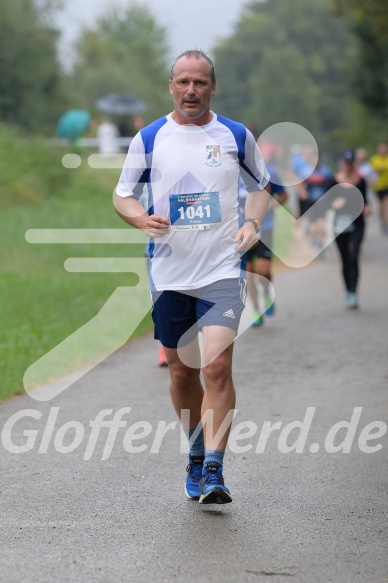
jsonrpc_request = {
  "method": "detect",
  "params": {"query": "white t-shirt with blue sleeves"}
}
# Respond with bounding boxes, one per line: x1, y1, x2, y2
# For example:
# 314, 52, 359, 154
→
116, 112, 269, 291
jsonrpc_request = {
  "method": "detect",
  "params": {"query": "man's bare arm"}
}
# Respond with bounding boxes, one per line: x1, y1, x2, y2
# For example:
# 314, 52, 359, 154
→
234, 183, 271, 252
114, 193, 170, 237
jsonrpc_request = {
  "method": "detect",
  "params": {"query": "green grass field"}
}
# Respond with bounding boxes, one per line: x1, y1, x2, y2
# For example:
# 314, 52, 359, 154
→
0, 139, 153, 401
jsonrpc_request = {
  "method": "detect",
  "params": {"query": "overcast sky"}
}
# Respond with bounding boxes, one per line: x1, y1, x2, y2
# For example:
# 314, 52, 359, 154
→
55, 0, 250, 69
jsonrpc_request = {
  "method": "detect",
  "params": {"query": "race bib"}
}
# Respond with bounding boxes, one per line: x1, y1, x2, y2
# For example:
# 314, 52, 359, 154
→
169, 192, 221, 231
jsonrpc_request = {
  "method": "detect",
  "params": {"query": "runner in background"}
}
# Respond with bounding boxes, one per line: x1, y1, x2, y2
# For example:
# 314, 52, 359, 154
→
355, 147, 377, 205
158, 344, 168, 367
296, 153, 333, 253
292, 144, 315, 237
369, 142, 388, 235
327, 150, 371, 309
239, 154, 287, 327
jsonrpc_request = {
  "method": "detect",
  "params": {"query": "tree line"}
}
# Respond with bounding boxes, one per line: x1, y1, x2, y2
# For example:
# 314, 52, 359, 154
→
0, 0, 386, 149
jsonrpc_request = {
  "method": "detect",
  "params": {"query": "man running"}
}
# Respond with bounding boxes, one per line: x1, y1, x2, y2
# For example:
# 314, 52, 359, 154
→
114, 50, 270, 504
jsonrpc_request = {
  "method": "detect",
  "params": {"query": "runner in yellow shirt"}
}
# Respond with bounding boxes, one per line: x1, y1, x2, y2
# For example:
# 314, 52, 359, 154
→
370, 142, 388, 234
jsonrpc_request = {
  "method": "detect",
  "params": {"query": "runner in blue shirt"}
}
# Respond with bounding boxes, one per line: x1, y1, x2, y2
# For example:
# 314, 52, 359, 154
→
296, 155, 333, 251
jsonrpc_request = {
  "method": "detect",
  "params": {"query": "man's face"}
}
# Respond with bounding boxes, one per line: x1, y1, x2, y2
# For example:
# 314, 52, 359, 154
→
169, 56, 216, 121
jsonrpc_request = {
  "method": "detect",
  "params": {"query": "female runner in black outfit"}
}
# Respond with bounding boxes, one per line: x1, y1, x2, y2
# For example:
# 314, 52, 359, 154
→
327, 150, 371, 309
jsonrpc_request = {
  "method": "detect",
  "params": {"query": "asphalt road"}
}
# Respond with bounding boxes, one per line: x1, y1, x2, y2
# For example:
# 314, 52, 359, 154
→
1, 216, 387, 583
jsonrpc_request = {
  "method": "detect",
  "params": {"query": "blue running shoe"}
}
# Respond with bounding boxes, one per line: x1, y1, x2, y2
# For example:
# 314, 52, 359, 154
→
185, 455, 204, 500
199, 463, 232, 504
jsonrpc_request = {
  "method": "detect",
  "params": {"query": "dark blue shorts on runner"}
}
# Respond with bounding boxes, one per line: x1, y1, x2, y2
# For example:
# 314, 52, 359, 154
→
151, 278, 247, 348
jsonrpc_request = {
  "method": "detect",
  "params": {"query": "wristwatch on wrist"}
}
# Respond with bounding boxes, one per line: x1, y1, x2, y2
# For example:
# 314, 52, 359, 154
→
243, 218, 261, 233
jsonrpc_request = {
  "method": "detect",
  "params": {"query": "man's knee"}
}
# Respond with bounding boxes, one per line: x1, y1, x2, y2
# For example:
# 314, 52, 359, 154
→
203, 355, 232, 390
169, 359, 199, 388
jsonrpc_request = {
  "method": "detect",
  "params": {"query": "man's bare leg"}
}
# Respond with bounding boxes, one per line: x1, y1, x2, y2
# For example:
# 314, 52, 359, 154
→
164, 338, 205, 500
195, 325, 236, 503
164, 338, 204, 430
200, 325, 236, 451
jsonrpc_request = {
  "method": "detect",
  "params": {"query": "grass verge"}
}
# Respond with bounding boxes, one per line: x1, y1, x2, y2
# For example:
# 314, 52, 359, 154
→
0, 148, 152, 401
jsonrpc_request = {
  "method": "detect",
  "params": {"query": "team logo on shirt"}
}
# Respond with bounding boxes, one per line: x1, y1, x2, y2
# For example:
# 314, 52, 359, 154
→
206, 145, 221, 166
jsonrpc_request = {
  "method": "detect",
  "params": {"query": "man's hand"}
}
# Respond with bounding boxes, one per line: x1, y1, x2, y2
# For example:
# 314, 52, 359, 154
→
140, 214, 171, 237
114, 193, 170, 236
233, 221, 259, 253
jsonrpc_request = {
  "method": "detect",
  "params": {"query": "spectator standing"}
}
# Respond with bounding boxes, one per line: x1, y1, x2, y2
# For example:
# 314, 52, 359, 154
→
97, 117, 120, 155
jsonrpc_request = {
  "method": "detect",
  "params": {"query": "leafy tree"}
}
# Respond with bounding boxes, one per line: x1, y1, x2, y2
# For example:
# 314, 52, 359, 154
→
212, 0, 358, 148
247, 46, 318, 135
333, 0, 388, 44
333, 0, 388, 119
0, 0, 65, 133
68, 4, 171, 125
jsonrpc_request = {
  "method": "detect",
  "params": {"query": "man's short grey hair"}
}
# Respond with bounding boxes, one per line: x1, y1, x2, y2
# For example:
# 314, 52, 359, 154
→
170, 49, 216, 84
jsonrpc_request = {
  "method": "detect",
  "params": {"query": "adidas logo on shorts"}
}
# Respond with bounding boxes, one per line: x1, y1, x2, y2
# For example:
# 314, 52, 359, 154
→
223, 309, 235, 319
